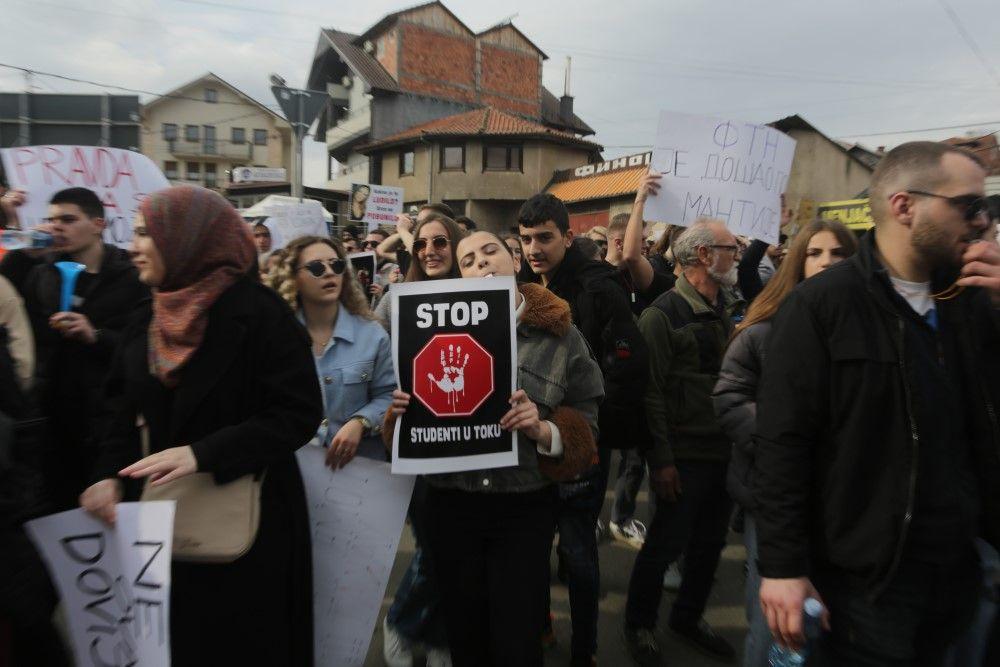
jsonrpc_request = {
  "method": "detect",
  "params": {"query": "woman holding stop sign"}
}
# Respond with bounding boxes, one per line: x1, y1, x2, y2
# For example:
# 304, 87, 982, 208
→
386, 230, 605, 666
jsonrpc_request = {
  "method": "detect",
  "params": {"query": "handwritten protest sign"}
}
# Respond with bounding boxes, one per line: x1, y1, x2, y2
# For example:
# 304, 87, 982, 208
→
25, 502, 175, 667
643, 111, 796, 244
391, 276, 518, 474
349, 183, 403, 232
263, 199, 330, 249
296, 445, 414, 666
0, 145, 169, 247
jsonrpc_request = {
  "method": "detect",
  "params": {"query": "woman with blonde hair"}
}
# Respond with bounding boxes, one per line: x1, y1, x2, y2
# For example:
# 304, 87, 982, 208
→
269, 235, 394, 466
712, 218, 857, 667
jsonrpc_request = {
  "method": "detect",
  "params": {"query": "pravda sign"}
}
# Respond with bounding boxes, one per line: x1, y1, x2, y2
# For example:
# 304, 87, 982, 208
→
412, 333, 494, 417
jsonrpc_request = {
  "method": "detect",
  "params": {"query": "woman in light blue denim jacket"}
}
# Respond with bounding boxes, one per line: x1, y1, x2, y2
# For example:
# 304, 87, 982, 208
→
270, 235, 395, 467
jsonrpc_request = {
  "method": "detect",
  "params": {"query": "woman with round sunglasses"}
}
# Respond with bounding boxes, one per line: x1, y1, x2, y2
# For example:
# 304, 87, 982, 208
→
385, 230, 604, 666
373, 212, 464, 331
269, 235, 394, 468
80, 186, 323, 665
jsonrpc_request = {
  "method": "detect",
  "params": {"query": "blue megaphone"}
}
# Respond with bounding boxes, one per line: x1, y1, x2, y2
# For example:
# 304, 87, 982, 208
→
55, 261, 86, 312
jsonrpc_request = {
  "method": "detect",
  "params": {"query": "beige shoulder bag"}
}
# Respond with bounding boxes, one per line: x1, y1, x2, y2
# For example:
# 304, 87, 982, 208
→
138, 416, 264, 563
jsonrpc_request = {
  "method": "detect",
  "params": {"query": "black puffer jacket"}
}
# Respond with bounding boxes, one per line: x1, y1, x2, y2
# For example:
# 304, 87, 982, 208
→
712, 320, 770, 511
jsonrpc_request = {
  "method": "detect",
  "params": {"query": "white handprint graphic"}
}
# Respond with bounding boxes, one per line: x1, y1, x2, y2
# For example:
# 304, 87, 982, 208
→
427, 343, 470, 410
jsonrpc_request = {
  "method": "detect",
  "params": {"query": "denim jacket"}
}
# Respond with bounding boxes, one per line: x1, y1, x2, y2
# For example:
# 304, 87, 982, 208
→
304, 307, 395, 459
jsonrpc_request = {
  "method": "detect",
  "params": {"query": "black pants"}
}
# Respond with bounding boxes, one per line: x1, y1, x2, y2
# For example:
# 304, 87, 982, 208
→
811, 546, 982, 666
625, 459, 732, 629
425, 485, 556, 667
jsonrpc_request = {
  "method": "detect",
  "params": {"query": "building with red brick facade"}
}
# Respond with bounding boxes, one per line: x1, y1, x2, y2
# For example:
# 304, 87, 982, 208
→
306, 1, 599, 230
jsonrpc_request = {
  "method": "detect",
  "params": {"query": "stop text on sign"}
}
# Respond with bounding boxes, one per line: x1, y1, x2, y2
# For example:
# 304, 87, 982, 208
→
416, 301, 489, 328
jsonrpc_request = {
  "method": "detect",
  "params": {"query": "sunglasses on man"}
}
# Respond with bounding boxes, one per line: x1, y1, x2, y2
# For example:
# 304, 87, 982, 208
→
298, 258, 347, 278
905, 190, 989, 222
412, 235, 449, 253
360, 240, 380, 250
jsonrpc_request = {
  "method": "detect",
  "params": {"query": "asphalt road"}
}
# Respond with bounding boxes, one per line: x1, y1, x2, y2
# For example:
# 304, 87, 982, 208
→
363, 483, 750, 667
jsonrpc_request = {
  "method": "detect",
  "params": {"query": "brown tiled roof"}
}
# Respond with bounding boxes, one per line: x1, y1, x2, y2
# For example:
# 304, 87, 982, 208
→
322, 29, 400, 92
361, 107, 602, 152
546, 165, 645, 204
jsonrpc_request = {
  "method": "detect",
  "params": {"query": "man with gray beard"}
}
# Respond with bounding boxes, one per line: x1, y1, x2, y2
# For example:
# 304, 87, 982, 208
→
622, 219, 744, 665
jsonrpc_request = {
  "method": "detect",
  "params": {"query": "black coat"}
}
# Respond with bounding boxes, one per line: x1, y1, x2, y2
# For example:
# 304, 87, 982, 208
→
92, 278, 323, 666
753, 233, 1000, 595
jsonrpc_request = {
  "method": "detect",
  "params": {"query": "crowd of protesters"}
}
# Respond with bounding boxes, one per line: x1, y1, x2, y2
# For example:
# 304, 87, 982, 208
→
0, 139, 998, 667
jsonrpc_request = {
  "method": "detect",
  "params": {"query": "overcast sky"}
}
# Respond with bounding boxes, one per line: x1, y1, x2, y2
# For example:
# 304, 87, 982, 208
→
4, 0, 999, 186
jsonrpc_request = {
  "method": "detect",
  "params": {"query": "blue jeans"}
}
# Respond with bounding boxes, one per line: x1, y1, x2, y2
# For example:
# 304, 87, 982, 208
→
742, 515, 772, 667
625, 460, 732, 630
611, 448, 646, 525
546, 466, 605, 660
386, 479, 447, 647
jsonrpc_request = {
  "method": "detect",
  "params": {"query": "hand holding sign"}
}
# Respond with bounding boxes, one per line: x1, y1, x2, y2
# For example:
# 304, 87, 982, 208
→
500, 389, 549, 445
79, 478, 123, 524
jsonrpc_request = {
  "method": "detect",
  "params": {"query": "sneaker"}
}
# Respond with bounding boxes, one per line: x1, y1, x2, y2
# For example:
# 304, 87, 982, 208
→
609, 519, 647, 549
381, 617, 413, 667
541, 612, 557, 650
425, 646, 452, 667
622, 623, 661, 666
668, 618, 735, 662
661, 561, 682, 591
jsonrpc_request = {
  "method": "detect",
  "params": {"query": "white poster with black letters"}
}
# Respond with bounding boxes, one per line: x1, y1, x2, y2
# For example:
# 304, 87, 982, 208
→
642, 110, 796, 244
390, 276, 518, 475
25, 502, 175, 667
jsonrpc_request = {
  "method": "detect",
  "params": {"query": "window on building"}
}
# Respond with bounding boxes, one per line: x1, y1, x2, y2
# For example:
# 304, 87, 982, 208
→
162, 123, 178, 141
253, 129, 268, 146
184, 125, 199, 142
186, 162, 200, 182
440, 143, 465, 171
204, 163, 217, 188
484, 144, 523, 172
164, 161, 178, 180
399, 148, 415, 176
204, 88, 218, 103
231, 128, 246, 145
203, 126, 216, 154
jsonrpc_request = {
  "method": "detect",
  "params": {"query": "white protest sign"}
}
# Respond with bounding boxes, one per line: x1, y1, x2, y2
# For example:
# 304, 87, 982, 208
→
0, 145, 170, 248
25, 502, 175, 667
349, 183, 403, 232
643, 111, 796, 244
295, 445, 415, 666
262, 199, 330, 249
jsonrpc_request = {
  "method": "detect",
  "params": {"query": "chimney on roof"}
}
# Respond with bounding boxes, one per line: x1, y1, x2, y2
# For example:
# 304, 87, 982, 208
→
560, 56, 574, 120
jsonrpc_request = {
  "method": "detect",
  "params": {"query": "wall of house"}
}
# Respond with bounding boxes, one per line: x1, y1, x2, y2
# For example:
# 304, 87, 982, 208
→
370, 93, 473, 141
398, 22, 477, 105
783, 130, 873, 204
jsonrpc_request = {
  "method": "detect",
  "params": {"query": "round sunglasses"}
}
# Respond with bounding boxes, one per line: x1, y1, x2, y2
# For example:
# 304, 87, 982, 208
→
412, 235, 450, 254
298, 258, 347, 278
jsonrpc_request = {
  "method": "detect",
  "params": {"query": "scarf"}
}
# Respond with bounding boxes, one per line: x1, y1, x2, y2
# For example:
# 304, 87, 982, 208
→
142, 186, 256, 386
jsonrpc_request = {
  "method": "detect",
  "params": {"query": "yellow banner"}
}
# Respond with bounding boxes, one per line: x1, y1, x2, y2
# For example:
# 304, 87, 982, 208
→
816, 198, 873, 231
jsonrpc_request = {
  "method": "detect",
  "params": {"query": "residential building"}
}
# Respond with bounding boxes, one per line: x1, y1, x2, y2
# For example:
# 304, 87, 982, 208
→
0, 92, 140, 149
546, 152, 651, 233
306, 0, 596, 195
360, 106, 600, 231
140, 73, 292, 191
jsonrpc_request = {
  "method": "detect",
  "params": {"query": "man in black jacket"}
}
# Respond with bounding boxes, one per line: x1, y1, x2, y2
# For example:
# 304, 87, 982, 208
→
21, 188, 148, 510
519, 193, 640, 666
755, 141, 1000, 664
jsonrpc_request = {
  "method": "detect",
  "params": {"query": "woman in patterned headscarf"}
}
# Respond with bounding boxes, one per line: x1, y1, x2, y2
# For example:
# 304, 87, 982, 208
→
80, 185, 323, 666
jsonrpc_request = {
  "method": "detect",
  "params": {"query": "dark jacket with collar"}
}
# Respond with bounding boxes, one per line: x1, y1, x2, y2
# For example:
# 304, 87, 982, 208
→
640, 273, 745, 468
753, 232, 1000, 593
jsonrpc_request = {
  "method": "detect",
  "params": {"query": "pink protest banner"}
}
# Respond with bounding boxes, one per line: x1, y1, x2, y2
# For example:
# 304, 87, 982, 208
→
0, 145, 169, 247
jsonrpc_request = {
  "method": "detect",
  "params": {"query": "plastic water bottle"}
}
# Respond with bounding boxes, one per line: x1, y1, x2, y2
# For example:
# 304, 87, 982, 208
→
768, 598, 824, 666
1, 229, 53, 250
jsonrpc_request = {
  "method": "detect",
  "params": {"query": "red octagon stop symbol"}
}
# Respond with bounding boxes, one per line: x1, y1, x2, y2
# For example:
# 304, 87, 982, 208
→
412, 333, 494, 417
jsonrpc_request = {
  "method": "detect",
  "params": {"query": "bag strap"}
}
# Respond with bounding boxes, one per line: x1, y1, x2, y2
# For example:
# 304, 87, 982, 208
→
137, 414, 150, 458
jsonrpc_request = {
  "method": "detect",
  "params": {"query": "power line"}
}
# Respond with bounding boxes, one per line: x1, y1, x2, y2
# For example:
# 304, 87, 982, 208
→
936, 0, 1000, 88
836, 119, 1000, 139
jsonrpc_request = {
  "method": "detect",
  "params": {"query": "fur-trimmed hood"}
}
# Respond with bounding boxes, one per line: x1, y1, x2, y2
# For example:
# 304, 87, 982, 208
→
518, 282, 571, 337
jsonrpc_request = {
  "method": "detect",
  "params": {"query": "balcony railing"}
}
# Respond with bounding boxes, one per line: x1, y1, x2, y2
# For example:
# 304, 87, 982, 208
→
167, 139, 253, 160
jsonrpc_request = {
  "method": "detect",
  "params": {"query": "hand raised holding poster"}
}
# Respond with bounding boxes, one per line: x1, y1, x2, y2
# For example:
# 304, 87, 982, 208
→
390, 276, 518, 474
0, 145, 169, 248
643, 111, 796, 244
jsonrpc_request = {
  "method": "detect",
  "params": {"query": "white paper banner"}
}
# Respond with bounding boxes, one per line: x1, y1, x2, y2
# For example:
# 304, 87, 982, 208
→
24, 502, 175, 667
295, 445, 415, 667
0, 145, 170, 248
263, 199, 330, 250
349, 183, 404, 232
643, 111, 796, 243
